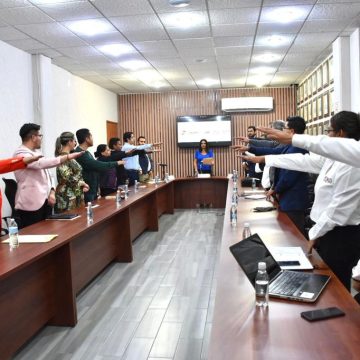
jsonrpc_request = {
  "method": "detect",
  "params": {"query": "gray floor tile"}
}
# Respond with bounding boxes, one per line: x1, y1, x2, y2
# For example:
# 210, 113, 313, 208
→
149, 286, 175, 309
148, 322, 182, 358
134, 309, 166, 338
122, 338, 154, 360
174, 338, 203, 360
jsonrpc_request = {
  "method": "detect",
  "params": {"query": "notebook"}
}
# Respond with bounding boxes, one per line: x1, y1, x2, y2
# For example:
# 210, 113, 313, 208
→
46, 213, 79, 220
229, 233, 330, 303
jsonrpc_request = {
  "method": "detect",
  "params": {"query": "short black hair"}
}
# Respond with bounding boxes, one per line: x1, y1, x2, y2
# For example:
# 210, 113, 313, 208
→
19, 123, 40, 141
331, 111, 360, 140
76, 128, 91, 144
137, 136, 146, 142
286, 116, 306, 134
123, 131, 133, 142
247, 126, 256, 132
109, 137, 120, 150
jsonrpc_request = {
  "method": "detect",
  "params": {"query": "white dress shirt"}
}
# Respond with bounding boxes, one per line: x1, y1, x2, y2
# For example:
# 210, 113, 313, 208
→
292, 134, 360, 168
265, 152, 360, 240
121, 143, 152, 170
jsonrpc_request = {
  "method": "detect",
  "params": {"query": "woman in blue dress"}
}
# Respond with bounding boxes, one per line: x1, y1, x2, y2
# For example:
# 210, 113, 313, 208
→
193, 139, 214, 175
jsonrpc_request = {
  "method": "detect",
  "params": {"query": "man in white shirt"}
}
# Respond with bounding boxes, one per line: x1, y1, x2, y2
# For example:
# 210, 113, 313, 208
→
248, 111, 360, 291
121, 132, 161, 185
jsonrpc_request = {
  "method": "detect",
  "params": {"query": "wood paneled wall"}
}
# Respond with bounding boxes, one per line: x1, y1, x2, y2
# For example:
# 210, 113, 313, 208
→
118, 87, 296, 177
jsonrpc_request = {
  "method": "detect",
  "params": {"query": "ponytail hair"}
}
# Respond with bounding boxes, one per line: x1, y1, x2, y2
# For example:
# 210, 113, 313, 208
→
94, 144, 107, 158
55, 131, 75, 156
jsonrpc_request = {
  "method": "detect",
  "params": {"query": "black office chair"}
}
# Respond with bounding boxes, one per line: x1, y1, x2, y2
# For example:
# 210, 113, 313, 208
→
2, 178, 19, 230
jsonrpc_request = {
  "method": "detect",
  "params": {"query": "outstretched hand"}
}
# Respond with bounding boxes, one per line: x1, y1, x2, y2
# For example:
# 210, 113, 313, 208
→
23, 155, 43, 164
68, 151, 84, 160
231, 145, 249, 152
152, 142, 162, 147
237, 154, 265, 164
257, 127, 293, 144
233, 136, 250, 143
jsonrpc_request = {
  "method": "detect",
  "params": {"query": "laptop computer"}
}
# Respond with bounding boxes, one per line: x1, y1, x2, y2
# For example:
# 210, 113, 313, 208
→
229, 233, 330, 303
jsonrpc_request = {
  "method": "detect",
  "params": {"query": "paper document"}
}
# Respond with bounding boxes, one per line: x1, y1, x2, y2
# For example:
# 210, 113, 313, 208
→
268, 246, 313, 270
242, 190, 265, 196
244, 194, 266, 200
2, 234, 58, 244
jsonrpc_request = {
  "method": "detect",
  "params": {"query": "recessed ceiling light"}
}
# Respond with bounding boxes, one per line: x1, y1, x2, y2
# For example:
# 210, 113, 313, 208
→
119, 60, 150, 71
247, 75, 271, 87
254, 53, 281, 63
165, 12, 204, 29
169, 0, 190, 7
250, 66, 276, 75
267, 7, 306, 24
196, 78, 218, 87
97, 44, 133, 57
66, 19, 113, 37
259, 35, 290, 47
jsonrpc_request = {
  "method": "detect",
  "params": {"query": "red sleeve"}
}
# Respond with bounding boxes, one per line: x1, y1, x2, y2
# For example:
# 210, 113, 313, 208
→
0, 157, 26, 174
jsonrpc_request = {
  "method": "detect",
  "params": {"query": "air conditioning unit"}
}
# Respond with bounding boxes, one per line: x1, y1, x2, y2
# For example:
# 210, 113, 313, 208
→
221, 97, 273, 112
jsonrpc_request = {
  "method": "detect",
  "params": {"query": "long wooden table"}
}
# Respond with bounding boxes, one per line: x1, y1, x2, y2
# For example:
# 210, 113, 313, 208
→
0, 177, 227, 359
209, 181, 360, 359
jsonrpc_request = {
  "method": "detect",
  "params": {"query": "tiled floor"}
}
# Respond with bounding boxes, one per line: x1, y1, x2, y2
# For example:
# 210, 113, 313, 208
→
13, 209, 224, 360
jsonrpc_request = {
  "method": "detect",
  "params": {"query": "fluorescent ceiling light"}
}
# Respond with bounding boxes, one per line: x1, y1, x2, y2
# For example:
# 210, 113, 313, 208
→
254, 53, 281, 63
134, 70, 164, 82
165, 12, 204, 29
119, 60, 150, 71
169, 0, 190, 7
150, 82, 168, 88
267, 7, 307, 24
66, 19, 113, 36
196, 78, 218, 87
247, 75, 272, 87
258, 35, 290, 47
97, 44, 133, 57
250, 66, 276, 75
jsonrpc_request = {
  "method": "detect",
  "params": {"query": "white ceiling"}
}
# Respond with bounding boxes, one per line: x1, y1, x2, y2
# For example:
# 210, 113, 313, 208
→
1, 0, 360, 94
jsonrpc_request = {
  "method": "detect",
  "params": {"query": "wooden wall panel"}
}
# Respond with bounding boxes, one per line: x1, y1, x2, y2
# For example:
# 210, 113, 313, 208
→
118, 87, 296, 178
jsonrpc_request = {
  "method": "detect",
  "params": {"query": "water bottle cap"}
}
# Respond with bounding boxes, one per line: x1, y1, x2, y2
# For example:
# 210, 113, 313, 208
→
258, 262, 266, 270
244, 222, 250, 227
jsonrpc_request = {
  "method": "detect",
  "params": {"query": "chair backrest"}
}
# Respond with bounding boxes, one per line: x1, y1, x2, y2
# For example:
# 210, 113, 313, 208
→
2, 178, 17, 217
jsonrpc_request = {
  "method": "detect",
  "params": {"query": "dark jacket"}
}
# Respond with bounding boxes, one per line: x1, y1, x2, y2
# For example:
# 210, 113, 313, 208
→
97, 155, 118, 196
74, 146, 118, 200
249, 144, 309, 212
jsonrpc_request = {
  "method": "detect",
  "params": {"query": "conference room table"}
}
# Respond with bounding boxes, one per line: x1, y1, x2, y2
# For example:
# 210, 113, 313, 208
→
209, 180, 360, 360
0, 177, 227, 359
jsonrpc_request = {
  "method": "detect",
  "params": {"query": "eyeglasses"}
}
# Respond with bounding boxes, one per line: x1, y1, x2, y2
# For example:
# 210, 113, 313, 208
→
33, 134, 43, 138
324, 128, 335, 133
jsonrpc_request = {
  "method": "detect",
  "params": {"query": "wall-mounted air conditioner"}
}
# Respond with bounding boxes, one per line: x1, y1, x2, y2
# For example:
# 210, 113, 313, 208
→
221, 97, 273, 112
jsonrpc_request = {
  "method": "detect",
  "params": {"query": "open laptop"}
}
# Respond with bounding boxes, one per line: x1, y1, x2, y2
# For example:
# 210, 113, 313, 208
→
229, 233, 330, 303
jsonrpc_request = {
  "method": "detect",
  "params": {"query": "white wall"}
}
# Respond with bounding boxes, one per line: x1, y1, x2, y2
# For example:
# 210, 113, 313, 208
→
0, 40, 118, 219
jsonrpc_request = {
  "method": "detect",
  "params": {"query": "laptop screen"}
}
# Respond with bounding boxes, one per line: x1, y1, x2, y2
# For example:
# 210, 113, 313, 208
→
229, 234, 282, 286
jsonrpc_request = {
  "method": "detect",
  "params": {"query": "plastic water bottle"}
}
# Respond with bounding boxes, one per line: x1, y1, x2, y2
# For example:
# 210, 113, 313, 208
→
255, 262, 269, 307
242, 222, 251, 239
232, 169, 238, 182
116, 187, 122, 205
8, 218, 19, 250
86, 202, 93, 224
134, 180, 139, 191
252, 178, 257, 191
230, 202, 237, 227
124, 184, 129, 198
164, 173, 170, 183
155, 174, 160, 185
232, 187, 238, 205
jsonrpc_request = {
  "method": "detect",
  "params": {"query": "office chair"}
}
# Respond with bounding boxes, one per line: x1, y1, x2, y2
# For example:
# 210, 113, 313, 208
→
2, 178, 19, 229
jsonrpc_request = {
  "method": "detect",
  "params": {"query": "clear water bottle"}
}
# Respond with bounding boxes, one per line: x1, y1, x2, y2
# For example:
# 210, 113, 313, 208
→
155, 174, 160, 185
134, 180, 139, 191
116, 187, 122, 205
252, 178, 257, 191
164, 173, 170, 183
255, 262, 269, 307
86, 202, 93, 224
232, 187, 238, 205
242, 222, 251, 239
8, 218, 19, 250
232, 169, 238, 182
124, 184, 129, 198
230, 202, 237, 227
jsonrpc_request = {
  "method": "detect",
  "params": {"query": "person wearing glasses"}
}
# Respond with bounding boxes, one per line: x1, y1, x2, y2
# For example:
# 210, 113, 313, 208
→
54, 132, 89, 212
13, 123, 83, 228
194, 139, 214, 175
241, 111, 360, 292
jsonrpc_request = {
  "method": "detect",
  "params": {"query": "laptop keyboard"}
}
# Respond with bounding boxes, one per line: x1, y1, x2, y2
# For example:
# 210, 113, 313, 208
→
270, 271, 310, 296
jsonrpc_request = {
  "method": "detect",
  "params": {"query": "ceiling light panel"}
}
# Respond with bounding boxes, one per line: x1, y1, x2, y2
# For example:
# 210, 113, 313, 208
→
261, 5, 312, 23
196, 78, 220, 87
255, 34, 294, 47
64, 19, 115, 36
119, 59, 152, 71
252, 53, 282, 63
37, 1, 102, 22
97, 43, 135, 57
159, 11, 208, 28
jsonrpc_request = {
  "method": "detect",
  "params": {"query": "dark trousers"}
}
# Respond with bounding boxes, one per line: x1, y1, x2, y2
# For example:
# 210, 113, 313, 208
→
316, 225, 360, 291
283, 210, 308, 239
126, 169, 139, 186
84, 192, 97, 204
198, 169, 212, 175
17, 200, 52, 229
